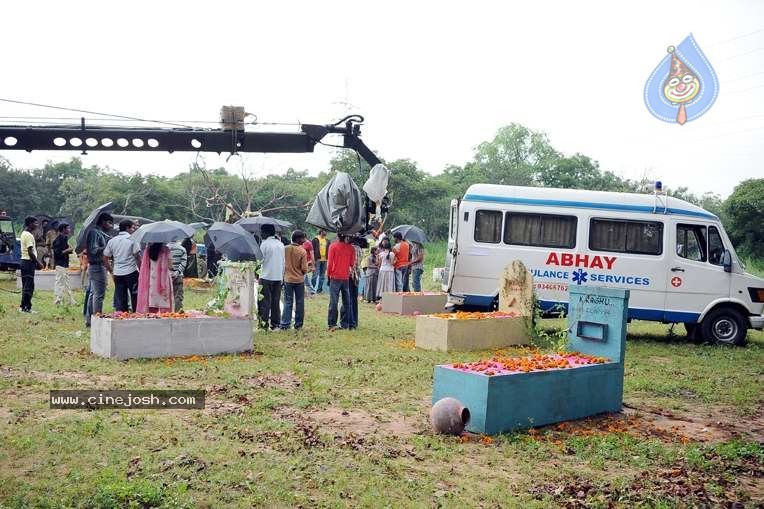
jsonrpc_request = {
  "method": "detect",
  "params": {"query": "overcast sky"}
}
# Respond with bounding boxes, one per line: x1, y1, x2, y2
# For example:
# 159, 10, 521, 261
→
1, 1, 762, 197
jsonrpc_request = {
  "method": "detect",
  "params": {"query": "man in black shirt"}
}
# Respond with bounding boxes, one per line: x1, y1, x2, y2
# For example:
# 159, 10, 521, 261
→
52, 224, 76, 306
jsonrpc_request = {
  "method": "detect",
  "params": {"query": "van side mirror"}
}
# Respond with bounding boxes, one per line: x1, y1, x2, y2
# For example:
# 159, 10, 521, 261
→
722, 250, 732, 273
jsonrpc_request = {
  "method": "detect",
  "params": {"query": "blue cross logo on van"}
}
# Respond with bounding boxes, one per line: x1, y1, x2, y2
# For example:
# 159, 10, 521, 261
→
572, 269, 588, 285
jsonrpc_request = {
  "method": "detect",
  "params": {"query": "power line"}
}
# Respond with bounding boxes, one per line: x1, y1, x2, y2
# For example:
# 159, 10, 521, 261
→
0, 98, 195, 129
709, 28, 764, 47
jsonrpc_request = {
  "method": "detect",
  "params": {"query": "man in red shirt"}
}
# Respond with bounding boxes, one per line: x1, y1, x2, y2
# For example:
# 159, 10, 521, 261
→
392, 232, 410, 292
326, 234, 356, 330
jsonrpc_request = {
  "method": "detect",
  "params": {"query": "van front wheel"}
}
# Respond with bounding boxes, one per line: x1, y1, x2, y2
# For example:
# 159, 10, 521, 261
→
701, 307, 748, 346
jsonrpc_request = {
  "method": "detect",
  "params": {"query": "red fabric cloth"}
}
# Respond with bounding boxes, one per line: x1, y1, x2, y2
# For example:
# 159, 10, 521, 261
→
327, 241, 355, 281
302, 240, 314, 263
136, 246, 173, 313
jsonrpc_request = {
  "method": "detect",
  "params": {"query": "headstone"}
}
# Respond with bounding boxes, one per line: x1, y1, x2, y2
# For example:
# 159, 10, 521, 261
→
218, 262, 257, 318
498, 260, 533, 317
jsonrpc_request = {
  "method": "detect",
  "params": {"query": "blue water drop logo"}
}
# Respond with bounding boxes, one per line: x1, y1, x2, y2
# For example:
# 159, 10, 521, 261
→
644, 33, 719, 125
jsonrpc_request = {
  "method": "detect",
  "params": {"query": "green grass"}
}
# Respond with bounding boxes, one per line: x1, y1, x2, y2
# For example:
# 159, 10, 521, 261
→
0, 273, 762, 508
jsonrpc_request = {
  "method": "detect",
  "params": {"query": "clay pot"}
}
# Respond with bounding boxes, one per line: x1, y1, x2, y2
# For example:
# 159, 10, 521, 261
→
430, 397, 470, 435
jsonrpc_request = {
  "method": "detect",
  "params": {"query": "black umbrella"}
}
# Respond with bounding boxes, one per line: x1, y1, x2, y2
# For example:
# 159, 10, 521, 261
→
49, 216, 74, 231
391, 224, 428, 245
110, 214, 155, 236
236, 216, 293, 234
208, 222, 262, 261
131, 220, 196, 246
188, 222, 210, 231
75, 202, 113, 254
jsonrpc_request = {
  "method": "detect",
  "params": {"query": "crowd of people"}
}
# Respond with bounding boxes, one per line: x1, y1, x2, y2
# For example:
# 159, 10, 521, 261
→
18, 214, 190, 327
18, 213, 427, 333
256, 226, 426, 332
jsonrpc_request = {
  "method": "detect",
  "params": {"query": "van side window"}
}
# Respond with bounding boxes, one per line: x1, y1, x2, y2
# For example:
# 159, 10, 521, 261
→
676, 224, 707, 262
708, 226, 725, 266
589, 219, 663, 255
474, 210, 502, 244
504, 212, 577, 248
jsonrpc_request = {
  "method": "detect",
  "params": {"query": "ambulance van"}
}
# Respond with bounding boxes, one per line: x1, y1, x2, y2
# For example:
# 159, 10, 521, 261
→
443, 184, 764, 345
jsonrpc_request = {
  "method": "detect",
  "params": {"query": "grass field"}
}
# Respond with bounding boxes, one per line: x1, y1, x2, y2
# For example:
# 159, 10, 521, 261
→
0, 268, 762, 508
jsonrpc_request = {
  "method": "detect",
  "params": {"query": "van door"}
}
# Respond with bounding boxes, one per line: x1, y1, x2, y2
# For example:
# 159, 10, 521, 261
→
664, 221, 731, 323
444, 198, 460, 292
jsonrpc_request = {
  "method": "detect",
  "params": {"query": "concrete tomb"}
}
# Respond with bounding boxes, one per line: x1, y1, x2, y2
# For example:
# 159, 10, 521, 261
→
16, 269, 82, 291
432, 286, 630, 434
90, 316, 253, 360
415, 312, 529, 351
381, 292, 447, 315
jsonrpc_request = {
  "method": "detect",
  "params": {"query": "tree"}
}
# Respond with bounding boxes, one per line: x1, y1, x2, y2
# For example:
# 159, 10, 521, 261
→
471, 123, 559, 186
724, 179, 764, 258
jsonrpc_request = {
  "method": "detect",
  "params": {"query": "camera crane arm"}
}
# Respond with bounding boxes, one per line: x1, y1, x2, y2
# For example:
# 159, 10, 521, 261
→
0, 114, 381, 167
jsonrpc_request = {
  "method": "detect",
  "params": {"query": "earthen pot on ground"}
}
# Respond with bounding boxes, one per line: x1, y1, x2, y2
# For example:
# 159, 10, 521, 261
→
430, 397, 470, 435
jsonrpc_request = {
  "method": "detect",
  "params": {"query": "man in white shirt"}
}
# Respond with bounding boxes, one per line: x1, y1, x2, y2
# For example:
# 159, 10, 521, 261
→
104, 220, 140, 312
258, 224, 285, 330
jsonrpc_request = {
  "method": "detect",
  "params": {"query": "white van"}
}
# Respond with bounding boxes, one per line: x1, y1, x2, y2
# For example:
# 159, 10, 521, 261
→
443, 184, 764, 345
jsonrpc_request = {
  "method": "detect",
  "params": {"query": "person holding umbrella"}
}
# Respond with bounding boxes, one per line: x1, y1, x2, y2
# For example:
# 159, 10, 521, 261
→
85, 213, 114, 327
392, 232, 410, 292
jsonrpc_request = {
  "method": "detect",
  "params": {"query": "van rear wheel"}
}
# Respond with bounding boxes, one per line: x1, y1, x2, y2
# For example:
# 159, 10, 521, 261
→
700, 307, 748, 346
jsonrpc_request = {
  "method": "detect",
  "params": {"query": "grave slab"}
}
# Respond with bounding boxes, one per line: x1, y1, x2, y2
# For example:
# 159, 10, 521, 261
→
381, 292, 447, 315
416, 313, 529, 351
432, 286, 630, 434
16, 269, 82, 291
90, 316, 253, 360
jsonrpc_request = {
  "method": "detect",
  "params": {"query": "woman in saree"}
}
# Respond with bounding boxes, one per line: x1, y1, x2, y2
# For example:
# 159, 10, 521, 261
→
136, 242, 174, 313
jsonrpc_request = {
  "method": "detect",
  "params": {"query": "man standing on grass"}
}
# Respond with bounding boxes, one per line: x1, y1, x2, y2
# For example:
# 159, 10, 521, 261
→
259, 224, 285, 330
311, 229, 330, 294
302, 236, 316, 297
104, 220, 141, 312
52, 223, 76, 306
168, 240, 188, 312
85, 213, 113, 327
392, 232, 410, 292
19, 216, 44, 313
281, 230, 309, 330
327, 234, 355, 331
341, 237, 363, 329
409, 241, 426, 292
45, 223, 59, 269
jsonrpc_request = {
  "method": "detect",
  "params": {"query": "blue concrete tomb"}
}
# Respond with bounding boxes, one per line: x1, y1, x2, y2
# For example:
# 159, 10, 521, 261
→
432, 286, 630, 434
